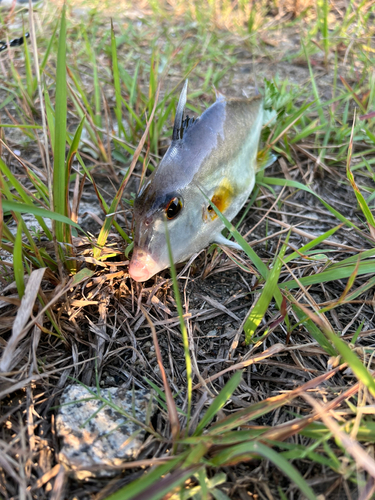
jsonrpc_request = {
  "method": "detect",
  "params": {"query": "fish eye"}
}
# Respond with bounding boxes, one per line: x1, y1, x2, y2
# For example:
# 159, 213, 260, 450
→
166, 196, 183, 220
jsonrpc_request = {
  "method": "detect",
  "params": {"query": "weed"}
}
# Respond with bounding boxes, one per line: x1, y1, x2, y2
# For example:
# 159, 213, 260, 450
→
0, 1, 375, 499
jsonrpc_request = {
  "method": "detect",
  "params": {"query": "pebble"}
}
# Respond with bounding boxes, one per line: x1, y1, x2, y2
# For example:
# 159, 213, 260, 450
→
56, 384, 156, 479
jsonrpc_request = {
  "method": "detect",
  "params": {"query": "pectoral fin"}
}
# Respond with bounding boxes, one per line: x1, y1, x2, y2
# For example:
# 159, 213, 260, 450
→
213, 233, 243, 251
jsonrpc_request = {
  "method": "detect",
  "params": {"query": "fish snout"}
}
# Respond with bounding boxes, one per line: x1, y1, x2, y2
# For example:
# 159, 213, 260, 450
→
129, 248, 159, 282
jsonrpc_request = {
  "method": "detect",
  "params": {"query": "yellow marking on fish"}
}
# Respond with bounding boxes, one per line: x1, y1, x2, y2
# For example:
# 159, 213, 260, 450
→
256, 148, 276, 172
205, 178, 235, 222
256, 148, 268, 172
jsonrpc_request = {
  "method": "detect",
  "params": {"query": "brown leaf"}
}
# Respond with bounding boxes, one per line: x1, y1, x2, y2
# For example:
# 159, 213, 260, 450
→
0, 267, 46, 372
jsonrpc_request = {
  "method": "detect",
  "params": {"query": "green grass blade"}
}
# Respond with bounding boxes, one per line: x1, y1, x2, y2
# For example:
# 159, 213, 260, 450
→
210, 396, 292, 436
284, 225, 343, 264
53, 5, 69, 251
343, 275, 375, 303
14, 223, 25, 299
105, 456, 188, 500
321, 0, 329, 65
129, 60, 140, 107
291, 304, 337, 356
290, 119, 326, 143
340, 76, 367, 114
66, 116, 85, 177
200, 188, 287, 320
67, 68, 95, 123
347, 137, 375, 237
24, 168, 50, 206
298, 304, 375, 397
0, 159, 52, 238
2, 201, 83, 230
281, 260, 375, 290
262, 177, 362, 232
200, 189, 267, 278
183, 442, 211, 468
301, 40, 326, 125
244, 233, 289, 344
92, 49, 102, 129
210, 441, 317, 500
122, 97, 144, 128
44, 87, 55, 149
94, 85, 160, 257
76, 152, 132, 244
40, 25, 58, 75
1, 186, 46, 267
328, 248, 375, 267
194, 371, 242, 436
23, 26, 33, 98
165, 221, 192, 432
111, 20, 125, 139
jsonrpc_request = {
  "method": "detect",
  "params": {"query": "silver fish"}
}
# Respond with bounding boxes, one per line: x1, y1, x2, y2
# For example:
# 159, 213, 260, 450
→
129, 80, 263, 282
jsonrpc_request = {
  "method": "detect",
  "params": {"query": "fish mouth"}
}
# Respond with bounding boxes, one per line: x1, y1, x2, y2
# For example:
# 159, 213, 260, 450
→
129, 248, 160, 282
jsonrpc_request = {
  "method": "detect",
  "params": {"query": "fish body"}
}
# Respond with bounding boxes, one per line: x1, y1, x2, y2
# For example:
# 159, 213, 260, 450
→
129, 81, 263, 282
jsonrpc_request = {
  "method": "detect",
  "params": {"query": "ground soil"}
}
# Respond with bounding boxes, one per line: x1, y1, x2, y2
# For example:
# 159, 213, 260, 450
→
1, 3, 374, 499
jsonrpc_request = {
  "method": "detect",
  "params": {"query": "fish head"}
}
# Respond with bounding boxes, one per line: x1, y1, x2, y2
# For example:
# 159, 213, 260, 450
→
129, 81, 264, 282
129, 154, 209, 282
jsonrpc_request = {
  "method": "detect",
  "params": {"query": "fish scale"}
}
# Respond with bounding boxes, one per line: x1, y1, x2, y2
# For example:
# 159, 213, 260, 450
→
129, 80, 264, 282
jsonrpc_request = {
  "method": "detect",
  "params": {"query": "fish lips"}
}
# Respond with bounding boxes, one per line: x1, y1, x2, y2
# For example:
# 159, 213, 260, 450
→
128, 247, 161, 282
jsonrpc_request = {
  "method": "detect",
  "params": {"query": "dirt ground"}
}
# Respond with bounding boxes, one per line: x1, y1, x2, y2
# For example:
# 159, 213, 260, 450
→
1, 2, 375, 499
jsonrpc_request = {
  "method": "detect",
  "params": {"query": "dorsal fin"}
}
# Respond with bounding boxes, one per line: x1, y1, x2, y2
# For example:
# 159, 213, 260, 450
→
180, 114, 199, 139
213, 86, 225, 101
172, 79, 188, 141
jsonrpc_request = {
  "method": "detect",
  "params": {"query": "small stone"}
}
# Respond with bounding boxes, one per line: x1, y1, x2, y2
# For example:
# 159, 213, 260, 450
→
56, 385, 156, 479
153, 366, 161, 376
207, 329, 217, 337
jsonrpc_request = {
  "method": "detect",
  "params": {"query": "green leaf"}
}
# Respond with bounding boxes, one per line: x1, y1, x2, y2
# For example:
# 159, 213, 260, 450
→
105, 456, 189, 500
281, 260, 375, 290
66, 115, 85, 178
194, 371, 242, 436
184, 442, 211, 468
212, 488, 231, 500
0, 158, 52, 239
244, 234, 289, 344
165, 221, 193, 430
292, 305, 336, 356
111, 21, 125, 139
199, 188, 289, 328
283, 225, 342, 264
53, 5, 69, 249
23, 26, 33, 98
3, 200, 82, 230
210, 441, 317, 500
297, 303, 375, 396
71, 268, 96, 286
347, 156, 375, 235
94, 84, 160, 256
14, 223, 25, 298
44, 87, 55, 149
40, 19, 59, 75
323, 327, 375, 396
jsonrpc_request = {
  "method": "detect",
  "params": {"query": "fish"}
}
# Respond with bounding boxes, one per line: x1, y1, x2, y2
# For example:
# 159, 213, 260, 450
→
129, 80, 264, 282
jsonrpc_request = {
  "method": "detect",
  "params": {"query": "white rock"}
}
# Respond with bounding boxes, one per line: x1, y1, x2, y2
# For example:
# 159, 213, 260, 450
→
56, 385, 156, 479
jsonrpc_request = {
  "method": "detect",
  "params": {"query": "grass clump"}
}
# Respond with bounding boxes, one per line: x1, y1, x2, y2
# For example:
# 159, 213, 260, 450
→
0, 1, 375, 499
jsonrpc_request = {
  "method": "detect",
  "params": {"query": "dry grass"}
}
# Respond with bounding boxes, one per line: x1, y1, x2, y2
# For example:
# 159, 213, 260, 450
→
1, 0, 375, 499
